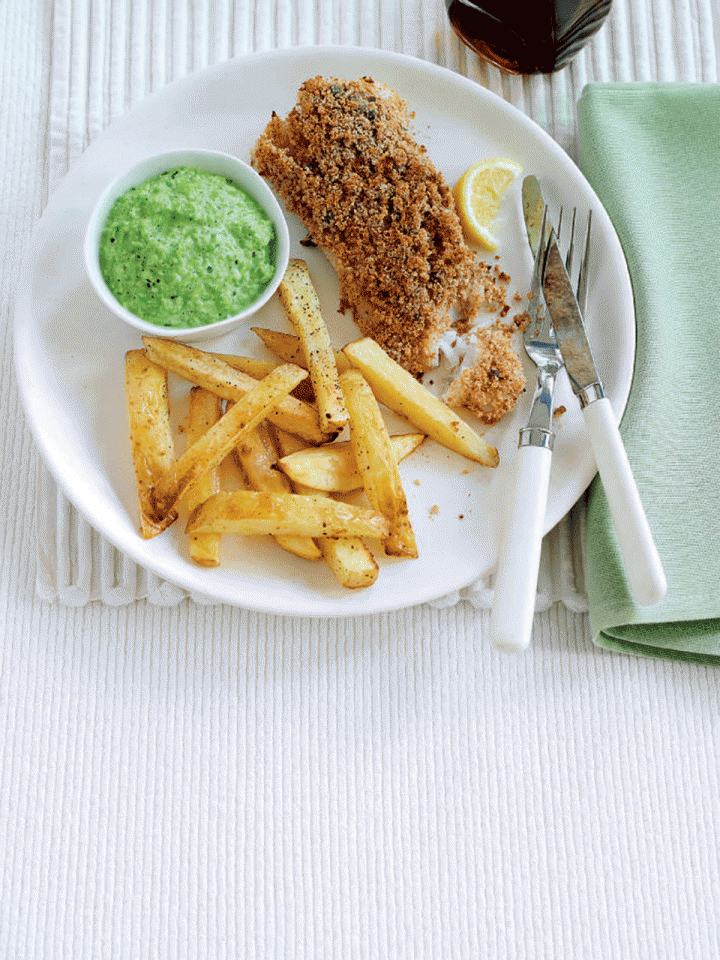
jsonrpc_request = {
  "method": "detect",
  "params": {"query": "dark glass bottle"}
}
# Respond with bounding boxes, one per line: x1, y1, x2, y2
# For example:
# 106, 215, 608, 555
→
445, 0, 613, 74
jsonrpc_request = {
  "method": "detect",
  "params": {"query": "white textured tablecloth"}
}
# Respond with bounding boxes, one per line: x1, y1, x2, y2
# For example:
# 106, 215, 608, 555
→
3, 1, 720, 957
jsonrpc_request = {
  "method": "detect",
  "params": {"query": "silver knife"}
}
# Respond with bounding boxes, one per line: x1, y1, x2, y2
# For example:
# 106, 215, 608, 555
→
522, 174, 552, 259
490, 182, 563, 652
542, 225, 666, 606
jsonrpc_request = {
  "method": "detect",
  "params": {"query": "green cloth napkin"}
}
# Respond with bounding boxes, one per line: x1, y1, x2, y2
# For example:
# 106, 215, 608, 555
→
577, 83, 720, 664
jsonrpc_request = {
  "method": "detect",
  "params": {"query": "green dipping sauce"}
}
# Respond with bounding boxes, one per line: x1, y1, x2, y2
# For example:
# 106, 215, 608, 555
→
99, 166, 276, 328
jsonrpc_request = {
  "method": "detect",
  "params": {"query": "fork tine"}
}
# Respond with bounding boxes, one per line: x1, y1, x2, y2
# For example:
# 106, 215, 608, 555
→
576, 210, 592, 312
532, 205, 549, 283
565, 207, 577, 275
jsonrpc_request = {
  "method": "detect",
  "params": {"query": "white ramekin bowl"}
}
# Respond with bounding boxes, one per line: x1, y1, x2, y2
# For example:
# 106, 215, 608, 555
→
84, 148, 290, 343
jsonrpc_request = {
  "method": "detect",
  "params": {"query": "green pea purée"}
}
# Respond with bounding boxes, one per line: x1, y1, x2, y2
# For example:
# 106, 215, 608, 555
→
99, 166, 276, 328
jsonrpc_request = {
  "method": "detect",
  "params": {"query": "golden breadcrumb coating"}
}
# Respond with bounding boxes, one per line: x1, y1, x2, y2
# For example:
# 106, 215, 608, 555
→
251, 76, 489, 375
444, 324, 526, 426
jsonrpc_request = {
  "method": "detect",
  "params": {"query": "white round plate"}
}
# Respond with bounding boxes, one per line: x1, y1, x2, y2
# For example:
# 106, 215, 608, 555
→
15, 46, 635, 617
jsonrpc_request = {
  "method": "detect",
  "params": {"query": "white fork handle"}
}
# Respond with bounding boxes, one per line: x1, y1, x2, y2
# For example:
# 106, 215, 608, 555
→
489, 443, 552, 653
583, 396, 666, 606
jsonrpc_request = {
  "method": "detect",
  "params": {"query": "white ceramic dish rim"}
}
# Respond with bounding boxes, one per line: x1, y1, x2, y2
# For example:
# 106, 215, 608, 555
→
83, 148, 291, 342
14, 45, 636, 617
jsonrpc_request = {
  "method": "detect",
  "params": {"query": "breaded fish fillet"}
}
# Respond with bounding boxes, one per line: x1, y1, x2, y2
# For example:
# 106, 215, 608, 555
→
443, 324, 526, 426
251, 76, 487, 375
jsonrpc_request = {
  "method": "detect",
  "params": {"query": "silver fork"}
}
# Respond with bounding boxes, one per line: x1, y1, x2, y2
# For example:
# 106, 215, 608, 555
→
519, 205, 564, 452
490, 203, 590, 653
562, 206, 592, 313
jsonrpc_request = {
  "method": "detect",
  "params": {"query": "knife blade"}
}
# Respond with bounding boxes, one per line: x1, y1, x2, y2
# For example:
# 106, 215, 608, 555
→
522, 174, 551, 258
541, 225, 667, 607
542, 228, 603, 407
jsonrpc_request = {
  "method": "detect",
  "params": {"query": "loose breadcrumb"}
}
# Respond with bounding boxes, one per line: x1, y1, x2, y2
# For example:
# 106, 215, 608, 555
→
444, 324, 526, 426
251, 76, 489, 375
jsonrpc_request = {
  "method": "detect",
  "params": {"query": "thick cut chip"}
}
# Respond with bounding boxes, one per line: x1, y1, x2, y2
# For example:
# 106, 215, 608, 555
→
340, 368, 418, 559
343, 337, 499, 467
232, 417, 322, 561
142, 336, 325, 444
273, 427, 380, 589
313, 512, 380, 589
252, 327, 352, 375
151, 362, 307, 524
186, 491, 391, 541
185, 387, 223, 566
278, 433, 425, 493
211, 353, 315, 404
277, 259, 348, 434
124, 349, 177, 538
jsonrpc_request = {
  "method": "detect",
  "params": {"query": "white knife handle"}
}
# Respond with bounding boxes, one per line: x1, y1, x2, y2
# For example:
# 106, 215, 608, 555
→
490, 442, 552, 653
582, 396, 666, 606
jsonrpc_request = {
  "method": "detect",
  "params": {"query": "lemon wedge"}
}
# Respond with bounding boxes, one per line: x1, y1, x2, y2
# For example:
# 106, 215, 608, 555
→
452, 158, 523, 250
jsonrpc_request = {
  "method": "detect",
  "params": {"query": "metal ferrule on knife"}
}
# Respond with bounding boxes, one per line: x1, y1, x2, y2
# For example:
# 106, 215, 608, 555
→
578, 381, 605, 408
